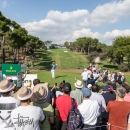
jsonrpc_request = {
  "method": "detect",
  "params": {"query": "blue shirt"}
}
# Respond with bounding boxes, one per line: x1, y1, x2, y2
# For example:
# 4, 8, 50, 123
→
51, 65, 57, 70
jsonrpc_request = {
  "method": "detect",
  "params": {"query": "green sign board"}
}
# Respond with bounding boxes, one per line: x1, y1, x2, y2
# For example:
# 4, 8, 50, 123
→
2, 64, 21, 75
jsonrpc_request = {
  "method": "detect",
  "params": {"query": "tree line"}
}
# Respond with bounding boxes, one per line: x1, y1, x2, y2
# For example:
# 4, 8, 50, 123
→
0, 12, 50, 63
64, 36, 130, 72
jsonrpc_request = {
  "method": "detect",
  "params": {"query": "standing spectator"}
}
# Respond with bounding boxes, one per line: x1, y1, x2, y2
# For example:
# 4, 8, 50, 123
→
70, 80, 83, 105
122, 83, 130, 102
78, 88, 100, 130
92, 65, 96, 72
90, 85, 106, 130
51, 62, 57, 79
87, 67, 92, 78
11, 86, 45, 130
114, 72, 118, 82
33, 78, 40, 86
111, 72, 115, 82
45, 82, 55, 107
56, 83, 77, 130
87, 74, 99, 86
101, 85, 116, 130
106, 87, 130, 130
31, 83, 54, 130
93, 70, 100, 84
0, 79, 20, 130
121, 73, 126, 83
81, 68, 88, 87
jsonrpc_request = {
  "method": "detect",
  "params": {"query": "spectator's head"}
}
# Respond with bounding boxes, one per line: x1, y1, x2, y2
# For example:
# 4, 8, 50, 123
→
117, 80, 122, 86
0, 79, 16, 97
122, 83, 130, 94
87, 84, 92, 90
33, 79, 40, 86
84, 68, 87, 71
74, 80, 83, 89
32, 84, 48, 101
91, 85, 99, 92
90, 74, 94, 79
116, 87, 126, 99
81, 88, 91, 98
107, 80, 112, 85
63, 82, 71, 94
14, 86, 33, 103
59, 82, 64, 91
63, 80, 65, 84
93, 70, 96, 73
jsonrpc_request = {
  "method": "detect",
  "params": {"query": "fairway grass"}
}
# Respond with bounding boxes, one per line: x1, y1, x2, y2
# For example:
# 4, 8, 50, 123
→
30, 71, 130, 89
32, 49, 89, 70
30, 71, 82, 89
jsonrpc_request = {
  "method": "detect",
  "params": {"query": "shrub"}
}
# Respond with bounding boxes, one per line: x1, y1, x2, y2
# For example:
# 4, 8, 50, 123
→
118, 63, 129, 72
87, 51, 99, 62
99, 53, 107, 60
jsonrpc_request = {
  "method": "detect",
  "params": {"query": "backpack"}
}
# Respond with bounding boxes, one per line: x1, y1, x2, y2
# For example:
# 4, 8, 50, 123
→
67, 98, 83, 130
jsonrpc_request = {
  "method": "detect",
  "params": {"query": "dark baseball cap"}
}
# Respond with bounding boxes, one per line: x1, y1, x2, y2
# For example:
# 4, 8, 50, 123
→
63, 82, 71, 92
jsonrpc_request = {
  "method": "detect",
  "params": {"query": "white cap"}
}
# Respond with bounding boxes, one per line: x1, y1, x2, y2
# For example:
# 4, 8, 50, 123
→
87, 84, 92, 89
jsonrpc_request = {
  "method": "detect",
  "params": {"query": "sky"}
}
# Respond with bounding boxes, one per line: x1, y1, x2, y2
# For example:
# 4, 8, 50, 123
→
0, 0, 130, 45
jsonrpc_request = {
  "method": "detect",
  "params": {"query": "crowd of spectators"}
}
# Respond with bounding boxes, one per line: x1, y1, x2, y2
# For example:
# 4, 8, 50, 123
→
0, 65, 130, 130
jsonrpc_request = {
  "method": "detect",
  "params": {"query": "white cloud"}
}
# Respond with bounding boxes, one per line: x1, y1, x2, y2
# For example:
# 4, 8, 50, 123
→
2, 0, 7, 9
20, 0, 130, 45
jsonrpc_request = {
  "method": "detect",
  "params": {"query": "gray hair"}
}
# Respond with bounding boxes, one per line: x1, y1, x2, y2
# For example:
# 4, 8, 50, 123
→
116, 87, 126, 98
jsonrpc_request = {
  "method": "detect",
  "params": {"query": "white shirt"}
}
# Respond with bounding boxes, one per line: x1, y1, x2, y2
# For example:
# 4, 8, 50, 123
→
78, 99, 100, 125
92, 67, 96, 72
81, 71, 88, 80
0, 96, 20, 130
11, 105, 45, 130
93, 73, 99, 83
90, 92, 106, 114
86, 70, 92, 78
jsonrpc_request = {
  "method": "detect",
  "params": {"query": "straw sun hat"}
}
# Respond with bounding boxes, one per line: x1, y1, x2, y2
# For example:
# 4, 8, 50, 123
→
14, 86, 33, 100
74, 80, 83, 89
32, 83, 48, 101
0, 79, 16, 93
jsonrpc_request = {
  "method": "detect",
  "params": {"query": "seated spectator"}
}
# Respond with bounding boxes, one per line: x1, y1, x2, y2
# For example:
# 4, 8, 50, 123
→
70, 80, 83, 105
106, 87, 130, 130
56, 83, 77, 130
31, 83, 54, 130
0, 79, 20, 130
11, 86, 45, 130
78, 88, 100, 130
33, 79, 40, 86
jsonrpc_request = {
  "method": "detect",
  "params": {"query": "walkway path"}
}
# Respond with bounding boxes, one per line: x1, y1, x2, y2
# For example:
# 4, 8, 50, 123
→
94, 57, 100, 68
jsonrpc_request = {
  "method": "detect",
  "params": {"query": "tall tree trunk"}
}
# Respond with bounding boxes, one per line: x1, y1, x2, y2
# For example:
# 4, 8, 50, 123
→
88, 44, 90, 55
0, 36, 5, 63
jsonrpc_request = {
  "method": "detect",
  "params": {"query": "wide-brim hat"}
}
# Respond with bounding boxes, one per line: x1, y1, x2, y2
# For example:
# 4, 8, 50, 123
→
74, 80, 83, 88
0, 79, 16, 93
14, 86, 33, 100
32, 83, 48, 101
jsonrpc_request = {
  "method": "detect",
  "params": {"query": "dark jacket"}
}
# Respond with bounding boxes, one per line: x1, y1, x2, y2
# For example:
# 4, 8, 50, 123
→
87, 77, 99, 85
